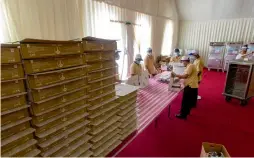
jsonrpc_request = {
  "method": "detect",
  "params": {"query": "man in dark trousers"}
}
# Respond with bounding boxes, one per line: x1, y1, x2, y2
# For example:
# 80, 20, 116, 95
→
171, 56, 199, 119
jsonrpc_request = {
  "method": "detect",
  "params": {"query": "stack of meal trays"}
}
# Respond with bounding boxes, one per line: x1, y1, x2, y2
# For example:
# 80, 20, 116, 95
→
115, 84, 139, 140
19, 39, 92, 157
82, 37, 122, 157
1, 44, 40, 157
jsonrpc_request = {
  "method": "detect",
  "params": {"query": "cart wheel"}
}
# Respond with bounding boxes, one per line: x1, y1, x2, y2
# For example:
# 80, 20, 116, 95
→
240, 100, 248, 106
225, 96, 231, 102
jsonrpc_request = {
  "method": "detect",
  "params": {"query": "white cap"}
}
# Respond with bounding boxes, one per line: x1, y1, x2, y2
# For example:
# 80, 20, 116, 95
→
191, 50, 199, 55
135, 54, 143, 61
181, 56, 190, 61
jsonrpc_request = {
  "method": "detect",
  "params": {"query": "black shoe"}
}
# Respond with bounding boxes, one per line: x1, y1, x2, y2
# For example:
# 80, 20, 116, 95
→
175, 114, 187, 120
179, 111, 191, 116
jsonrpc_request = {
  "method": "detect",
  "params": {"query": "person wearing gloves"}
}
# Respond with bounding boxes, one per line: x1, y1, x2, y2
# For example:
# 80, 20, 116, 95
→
144, 48, 157, 76
170, 48, 182, 63
190, 51, 204, 100
171, 56, 199, 120
130, 54, 143, 76
236, 45, 249, 60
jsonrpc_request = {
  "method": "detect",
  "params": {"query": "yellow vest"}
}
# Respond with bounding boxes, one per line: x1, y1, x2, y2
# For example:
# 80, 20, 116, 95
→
170, 56, 181, 63
144, 55, 156, 74
183, 63, 199, 88
130, 62, 142, 76
193, 58, 204, 81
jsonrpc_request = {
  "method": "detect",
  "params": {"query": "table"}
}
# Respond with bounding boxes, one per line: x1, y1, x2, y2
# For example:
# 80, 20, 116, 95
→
113, 77, 182, 156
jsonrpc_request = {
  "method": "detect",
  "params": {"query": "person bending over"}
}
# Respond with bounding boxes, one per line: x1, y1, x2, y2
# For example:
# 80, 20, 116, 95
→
171, 56, 199, 120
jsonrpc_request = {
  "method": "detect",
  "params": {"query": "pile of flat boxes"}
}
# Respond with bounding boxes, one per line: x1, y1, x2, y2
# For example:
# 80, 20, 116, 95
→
1, 37, 140, 157
1, 44, 40, 157
83, 37, 122, 157
115, 84, 139, 140
19, 39, 92, 157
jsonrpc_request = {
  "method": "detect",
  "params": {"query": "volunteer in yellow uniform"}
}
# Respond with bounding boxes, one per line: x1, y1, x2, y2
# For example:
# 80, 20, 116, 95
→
191, 51, 204, 100
171, 56, 198, 119
170, 48, 182, 63
144, 48, 157, 76
130, 54, 143, 76
192, 52, 204, 82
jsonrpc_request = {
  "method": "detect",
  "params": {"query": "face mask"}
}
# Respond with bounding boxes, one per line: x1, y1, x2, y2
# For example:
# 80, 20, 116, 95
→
174, 52, 180, 56
135, 59, 142, 64
136, 61, 141, 64
191, 56, 196, 60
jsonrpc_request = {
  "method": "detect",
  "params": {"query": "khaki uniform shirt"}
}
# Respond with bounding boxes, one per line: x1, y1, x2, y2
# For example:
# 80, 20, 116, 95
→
170, 56, 181, 63
183, 63, 199, 88
193, 58, 204, 81
144, 55, 156, 74
130, 62, 142, 76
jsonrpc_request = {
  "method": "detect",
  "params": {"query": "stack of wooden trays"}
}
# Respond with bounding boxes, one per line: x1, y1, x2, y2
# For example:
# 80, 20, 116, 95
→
1, 37, 140, 157
1, 44, 40, 157
19, 39, 91, 157
83, 37, 122, 157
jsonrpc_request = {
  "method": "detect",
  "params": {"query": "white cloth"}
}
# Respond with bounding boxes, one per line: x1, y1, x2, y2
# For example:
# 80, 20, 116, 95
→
236, 54, 243, 60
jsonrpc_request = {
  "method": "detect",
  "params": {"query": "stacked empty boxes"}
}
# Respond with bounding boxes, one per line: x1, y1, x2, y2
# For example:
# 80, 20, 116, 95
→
19, 39, 92, 157
82, 37, 122, 157
1, 44, 40, 157
115, 84, 139, 140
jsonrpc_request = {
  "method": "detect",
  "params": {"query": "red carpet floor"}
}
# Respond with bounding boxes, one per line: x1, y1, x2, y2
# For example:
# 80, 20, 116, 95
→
117, 70, 254, 157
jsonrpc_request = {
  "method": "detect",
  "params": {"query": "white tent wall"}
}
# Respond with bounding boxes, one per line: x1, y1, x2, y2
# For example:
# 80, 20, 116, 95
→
176, 0, 254, 66
0, 0, 84, 42
85, 0, 179, 57
100, 0, 176, 19
0, 0, 178, 80
83, 0, 178, 78
178, 18, 254, 65
0, 0, 178, 53
176, 0, 254, 21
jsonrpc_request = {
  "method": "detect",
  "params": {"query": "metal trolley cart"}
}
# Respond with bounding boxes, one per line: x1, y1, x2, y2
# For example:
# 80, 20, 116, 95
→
207, 42, 225, 72
223, 42, 243, 72
223, 60, 254, 106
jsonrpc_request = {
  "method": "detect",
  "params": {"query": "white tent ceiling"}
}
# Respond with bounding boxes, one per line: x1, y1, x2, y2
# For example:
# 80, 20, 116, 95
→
176, 0, 254, 21
98, 0, 178, 19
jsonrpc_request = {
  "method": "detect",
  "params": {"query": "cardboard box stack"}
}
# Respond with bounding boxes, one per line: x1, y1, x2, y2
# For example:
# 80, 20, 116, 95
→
19, 39, 92, 157
1, 44, 40, 157
82, 37, 122, 157
115, 84, 139, 140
